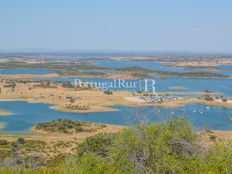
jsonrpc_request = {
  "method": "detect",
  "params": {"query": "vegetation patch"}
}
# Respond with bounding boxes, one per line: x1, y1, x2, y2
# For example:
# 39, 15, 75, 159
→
34, 119, 107, 134
114, 66, 229, 78
65, 103, 93, 111
1, 118, 232, 173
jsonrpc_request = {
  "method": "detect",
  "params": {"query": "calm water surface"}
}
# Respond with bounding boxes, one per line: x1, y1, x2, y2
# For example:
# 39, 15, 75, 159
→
38, 77, 232, 97
1, 60, 232, 134
93, 60, 232, 76
0, 101, 232, 134
93, 60, 195, 72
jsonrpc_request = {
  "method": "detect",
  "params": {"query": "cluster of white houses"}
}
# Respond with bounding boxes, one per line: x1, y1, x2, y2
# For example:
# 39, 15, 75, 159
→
139, 94, 184, 103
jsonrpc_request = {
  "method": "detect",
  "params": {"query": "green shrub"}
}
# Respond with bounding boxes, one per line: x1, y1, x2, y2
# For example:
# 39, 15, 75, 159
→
209, 135, 217, 141
109, 117, 198, 173
0, 140, 8, 145
61, 153, 119, 174
74, 126, 84, 132
104, 90, 113, 95
2, 118, 232, 173
77, 133, 115, 157
17, 138, 25, 145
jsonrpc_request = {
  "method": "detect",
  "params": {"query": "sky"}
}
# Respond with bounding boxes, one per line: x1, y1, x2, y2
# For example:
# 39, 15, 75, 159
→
0, 0, 232, 52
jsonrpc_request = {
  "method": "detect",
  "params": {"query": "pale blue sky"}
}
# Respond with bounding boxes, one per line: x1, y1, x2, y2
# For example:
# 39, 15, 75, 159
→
0, 0, 232, 52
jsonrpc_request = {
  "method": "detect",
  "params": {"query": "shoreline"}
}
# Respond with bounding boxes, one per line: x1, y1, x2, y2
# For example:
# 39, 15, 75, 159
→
0, 109, 12, 116
0, 56, 232, 79
0, 128, 232, 149
1, 67, 231, 80
0, 123, 126, 143
0, 91, 230, 114
0, 78, 229, 114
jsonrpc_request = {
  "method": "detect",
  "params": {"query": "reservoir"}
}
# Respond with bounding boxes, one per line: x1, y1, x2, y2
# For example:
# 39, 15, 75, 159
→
0, 101, 231, 134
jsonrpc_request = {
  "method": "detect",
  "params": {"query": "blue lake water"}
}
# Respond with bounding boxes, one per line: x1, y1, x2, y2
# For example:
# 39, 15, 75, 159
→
0, 60, 232, 134
92, 60, 232, 76
0, 101, 231, 134
156, 77, 232, 97
93, 60, 195, 72
44, 57, 80, 61
80, 69, 119, 74
38, 77, 232, 97
1, 59, 230, 76
0, 69, 62, 75
217, 65, 232, 76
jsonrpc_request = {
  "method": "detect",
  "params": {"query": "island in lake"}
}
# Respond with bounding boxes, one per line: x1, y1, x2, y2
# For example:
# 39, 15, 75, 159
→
1, 52, 232, 173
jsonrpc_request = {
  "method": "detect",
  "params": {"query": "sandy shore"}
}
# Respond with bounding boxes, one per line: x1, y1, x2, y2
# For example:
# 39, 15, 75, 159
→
0, 124, 125, 143
0, 72, 137, 80
170, 86, 189, 90
165, 58, 232, 67
0, 79, 230, 113
199, 130, 232, 148
0, 109, 12, 116
0, 127, 231, 149
0, 123, 125, 159
148, 98, 232, 108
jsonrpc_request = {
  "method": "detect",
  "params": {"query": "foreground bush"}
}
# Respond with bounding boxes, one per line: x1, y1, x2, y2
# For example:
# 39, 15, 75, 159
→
77, 133, 115, 157
1, 117, 232, 174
